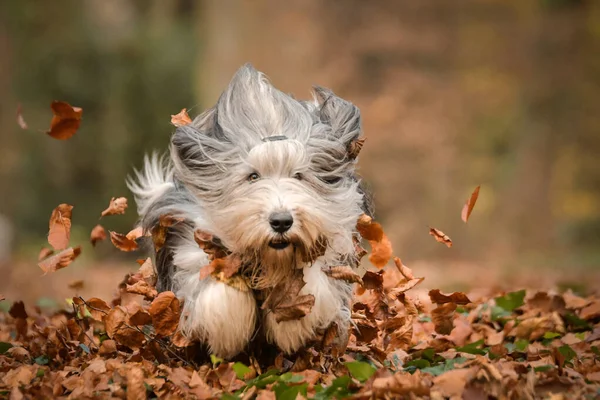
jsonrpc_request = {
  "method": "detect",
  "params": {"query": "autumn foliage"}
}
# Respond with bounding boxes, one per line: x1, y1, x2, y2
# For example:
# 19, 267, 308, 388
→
1, 104, 599, 399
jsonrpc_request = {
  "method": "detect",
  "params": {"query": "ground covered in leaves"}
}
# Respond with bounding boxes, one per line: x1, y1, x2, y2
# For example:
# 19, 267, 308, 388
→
1, 105, 599, 399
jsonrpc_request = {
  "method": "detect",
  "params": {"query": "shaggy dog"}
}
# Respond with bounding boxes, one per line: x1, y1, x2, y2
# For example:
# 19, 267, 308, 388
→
128, 64, 372, 358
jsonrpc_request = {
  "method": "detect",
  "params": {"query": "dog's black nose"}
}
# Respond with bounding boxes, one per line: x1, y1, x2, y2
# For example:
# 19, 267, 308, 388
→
269, 212, 293, 233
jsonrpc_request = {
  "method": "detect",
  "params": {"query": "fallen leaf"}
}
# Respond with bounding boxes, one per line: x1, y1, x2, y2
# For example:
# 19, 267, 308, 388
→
126, 366, 146, 400
129, 307, 152, 326
432, 303, 457, 335
104, 306, 145, 349
461, 185, 481, 223
125, 280, 158, 300
429, 227, 452, 248
46, 100, 82, 140
356, 214, 393, 268
47, 204, 73, 250
149, 291, 181, 336
38, 247, 54, 261
432, 367, 477, 398
580, 300, 600, 320
109, 231, 138, 252
85, 297, 110, 321
98, 340, 117, 356
372, 370, 431, 396
171, 108, 192, 127
16, 104, 27, 129
429, 289, 471, 305
38, 246, 81, 274
90, 224, 107, 246
323, 266, 363, 285
100, 197, 128, 217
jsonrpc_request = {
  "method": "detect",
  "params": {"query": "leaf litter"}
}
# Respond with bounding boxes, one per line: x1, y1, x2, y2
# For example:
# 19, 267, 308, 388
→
1, 132, 599, 400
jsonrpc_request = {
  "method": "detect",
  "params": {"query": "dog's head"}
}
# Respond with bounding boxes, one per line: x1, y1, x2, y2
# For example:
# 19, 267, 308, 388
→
170, 65, 368, 279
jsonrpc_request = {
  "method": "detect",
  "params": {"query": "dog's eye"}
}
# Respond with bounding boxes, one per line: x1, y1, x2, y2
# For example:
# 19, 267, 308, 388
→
294, 173, 303, 180
322, 176, 342, 185
247, 172, 260, 182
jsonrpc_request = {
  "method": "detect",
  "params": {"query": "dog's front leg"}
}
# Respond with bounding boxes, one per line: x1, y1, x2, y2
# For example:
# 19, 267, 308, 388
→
263, 262, 352, 354
176, 275, 257, 359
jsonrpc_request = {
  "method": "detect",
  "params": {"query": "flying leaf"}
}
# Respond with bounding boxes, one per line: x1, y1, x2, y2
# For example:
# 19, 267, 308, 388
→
109, 231, 138, 252
429, 227, 452, 248
16, 104, 28, 129
356, 214, 393, 268
151, 214, 184, 252
194, 229, 229, 260
461, 185, 481, 223
68, 280, 84, 290
90, 224, 107, 246
149, 291, 181, 336
431, 302, 457, 335
323, 266, 364, 285
393, 257, 414, 280
171, 108, 192, 127
272, 294, 315, 323
47, 203, 73, 250
46, 100, 82, 140
38, 247, 54, 261
100, 197, 128, 217
347, 137, 366, 160
262, 271, 315, 322
38, 246, 81, 274
428, 289, 471, 305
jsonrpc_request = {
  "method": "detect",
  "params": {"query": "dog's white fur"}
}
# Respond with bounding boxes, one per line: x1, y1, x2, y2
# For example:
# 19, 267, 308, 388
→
128, 64, 369, 358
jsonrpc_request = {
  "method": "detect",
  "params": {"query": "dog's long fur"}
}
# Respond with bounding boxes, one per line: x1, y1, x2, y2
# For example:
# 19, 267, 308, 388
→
128, 64, 372, 358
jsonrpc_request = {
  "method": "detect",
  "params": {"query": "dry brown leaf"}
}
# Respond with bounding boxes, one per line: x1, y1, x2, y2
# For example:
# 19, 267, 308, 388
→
129, 308, 152, 326
171, 330, 192, 348
100, 197, 128, 217
126, 366, 146, 400
104, 306, 145, 349
38, 247, 54, 261
16, 103, 27, 129
171, 108, 192, 127
149, 291, 181, 336
580, 300, 600, 320
68, 280, 84, 290
432, 367, 477, 398
432, 303, 457, 335
273, 294, 315, 323
262, 271, 315, 323
38, 246, 81, 274
361, 270, 384, 291
194, 229, 229, 260
199, 254, 243, 280
90, 224, 107, 246
127, 226, 145, 241
98, 340, 117, 356
47, 203, 73, 250
429, 227, 453, 248
323, 266, 363, 285
46, 100, 82, 140
2, 365, 36, 388
356, 214, 393, 268
372, 370, 431, 396
86, 297, 110, 321
109, 231, 139, 252
104, 306, 128, 339
348, 137, 366, 159
461, 185, 481, 223
125, 280, 158, 300
429, 289, 471, 305
136, 257, 157, 287
151, 214, 184, 252
393, 257, 414, 280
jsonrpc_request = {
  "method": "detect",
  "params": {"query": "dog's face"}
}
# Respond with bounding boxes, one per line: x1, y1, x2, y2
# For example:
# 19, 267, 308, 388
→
170, 65, 366, 276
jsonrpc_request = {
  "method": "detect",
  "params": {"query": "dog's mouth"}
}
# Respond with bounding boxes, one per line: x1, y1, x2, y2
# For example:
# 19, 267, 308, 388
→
268, 238, 290, 250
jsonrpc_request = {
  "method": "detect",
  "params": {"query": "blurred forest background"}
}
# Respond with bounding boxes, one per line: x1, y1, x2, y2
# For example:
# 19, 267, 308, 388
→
1, 0, 599, 302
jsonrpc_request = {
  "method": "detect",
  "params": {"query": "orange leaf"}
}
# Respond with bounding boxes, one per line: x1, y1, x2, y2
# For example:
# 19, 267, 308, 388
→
109, 231, 138, 252
126, 226, 145, 241
100, 197, 128, 218
199, 254, 242, 280
90, 224, 107, 246
461, 185, 481, 223
151, 214, 184, 252
68, 280, 84, 290
171, 108, 192, 127
46, 100, 82, 140
149, 291, 181, 336
38, 246, 81, 274
16, 103, 28, 129
85, 297, 110, 321
356, 214, 393, 268
38, 247, 54, 261
125, 280, 157, 300
429, 227, 452, 248
431, 302, 457, 335
428, 289, 471, 305
348, 137, 366, 159
47, 203, 73, 251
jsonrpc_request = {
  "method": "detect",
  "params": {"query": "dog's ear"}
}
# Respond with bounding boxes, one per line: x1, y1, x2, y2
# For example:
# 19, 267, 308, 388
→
313, 86, 364, 159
